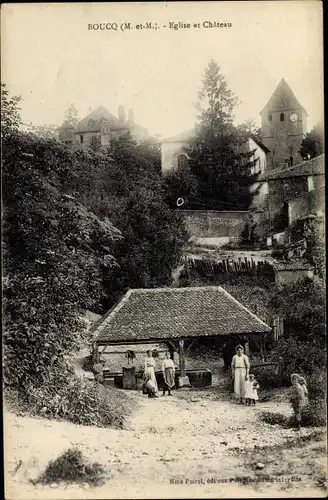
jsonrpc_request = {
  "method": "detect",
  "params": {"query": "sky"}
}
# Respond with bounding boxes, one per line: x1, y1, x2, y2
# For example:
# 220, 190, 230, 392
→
2, 2, 324, 138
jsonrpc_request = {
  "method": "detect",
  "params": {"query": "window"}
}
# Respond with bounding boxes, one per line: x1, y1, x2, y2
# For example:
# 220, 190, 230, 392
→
80, 134, 84, 143
176, 153, 188, 169
280, 113, 285, 121
268, 113, 272, 122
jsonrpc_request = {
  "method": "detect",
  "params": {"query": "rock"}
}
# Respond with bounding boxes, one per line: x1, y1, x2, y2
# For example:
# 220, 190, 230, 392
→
256, 462, 265, 470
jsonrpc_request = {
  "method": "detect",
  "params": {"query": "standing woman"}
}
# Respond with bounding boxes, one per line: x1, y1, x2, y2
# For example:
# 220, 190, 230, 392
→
162, 352, 175, 396
144, 350, 158, 394
231, 345, 250, 404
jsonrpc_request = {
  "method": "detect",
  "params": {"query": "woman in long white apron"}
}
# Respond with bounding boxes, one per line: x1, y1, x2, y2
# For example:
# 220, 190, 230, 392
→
231, 345, 250, 403
144, 350, 158, 394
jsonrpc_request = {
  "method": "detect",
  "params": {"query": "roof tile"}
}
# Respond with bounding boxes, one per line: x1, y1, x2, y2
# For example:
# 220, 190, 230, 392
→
93, 286, 271, 344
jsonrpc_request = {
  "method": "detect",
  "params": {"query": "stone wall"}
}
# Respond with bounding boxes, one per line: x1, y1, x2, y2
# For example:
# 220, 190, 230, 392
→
275, 269, 314, 287
268, 176, 308, 223
288, 187, 325, 225
183, 210, 250, 238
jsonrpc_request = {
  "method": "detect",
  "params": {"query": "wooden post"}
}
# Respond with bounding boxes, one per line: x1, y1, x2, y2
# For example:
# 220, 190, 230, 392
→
179, 339, 186, 377
259, 335, 264, 360
92, 342, 100, 364
244, 337, 250, 358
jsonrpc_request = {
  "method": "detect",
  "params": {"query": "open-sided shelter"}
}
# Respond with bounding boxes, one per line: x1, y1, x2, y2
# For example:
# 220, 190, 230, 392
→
91, 286, 271, 378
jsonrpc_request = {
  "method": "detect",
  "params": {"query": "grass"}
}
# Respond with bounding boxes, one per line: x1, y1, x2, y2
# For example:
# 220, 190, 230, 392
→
260, 401, 327, 429
37, 448, 106, 487
5, 378, 137, 430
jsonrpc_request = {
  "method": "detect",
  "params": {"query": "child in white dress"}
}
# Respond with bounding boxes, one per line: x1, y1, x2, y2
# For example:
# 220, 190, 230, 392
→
244, 373, 260, 406
298, 376, 308, 404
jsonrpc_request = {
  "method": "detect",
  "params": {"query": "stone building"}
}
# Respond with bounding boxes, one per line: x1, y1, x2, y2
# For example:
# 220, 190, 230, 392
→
260, 78, 307, 171
58, 105, 149, 148
262, 154, 325, 226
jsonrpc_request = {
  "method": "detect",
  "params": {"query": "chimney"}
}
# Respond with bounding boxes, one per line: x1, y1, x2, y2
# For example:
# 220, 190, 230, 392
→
118, 105, 126, 123
128, 108, 134, 123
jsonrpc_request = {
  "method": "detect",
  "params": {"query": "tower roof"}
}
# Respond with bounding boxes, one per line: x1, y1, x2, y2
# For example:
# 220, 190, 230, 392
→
260, 79, 307, 116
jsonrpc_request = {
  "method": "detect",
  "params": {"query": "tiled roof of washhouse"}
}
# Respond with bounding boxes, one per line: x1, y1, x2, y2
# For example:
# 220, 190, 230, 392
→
93, 286, 271, 344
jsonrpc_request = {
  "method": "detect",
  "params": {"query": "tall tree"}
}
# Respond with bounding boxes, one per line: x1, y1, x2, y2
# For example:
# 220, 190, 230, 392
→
300, 121, 324, 160
65, 103, 79, 126
187, 60, 259, 210
1, 83, 22, 138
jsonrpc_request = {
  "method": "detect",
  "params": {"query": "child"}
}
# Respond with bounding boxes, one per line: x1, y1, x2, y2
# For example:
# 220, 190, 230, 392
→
290, 373, 304, 429
244, 373, 260, 406
298, 376, 308, 405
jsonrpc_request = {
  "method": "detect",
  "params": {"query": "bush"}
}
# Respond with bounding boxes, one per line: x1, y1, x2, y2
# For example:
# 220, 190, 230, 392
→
252, 364, 282, 389
301, 399, 326, 427
260, 411, 289, 427
12, 376, 135, 429
268, 337, 326, 385
37, 448, 105, 486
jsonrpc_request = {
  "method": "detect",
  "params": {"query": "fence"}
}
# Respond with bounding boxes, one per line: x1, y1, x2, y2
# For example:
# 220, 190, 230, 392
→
185, 256, 275, 280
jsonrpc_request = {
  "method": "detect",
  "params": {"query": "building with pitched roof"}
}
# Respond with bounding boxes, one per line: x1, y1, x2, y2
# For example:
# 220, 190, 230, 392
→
91, 286, 271, 382
58, 105, 150, 148
260, 79, 308, 171
258, 154, 325, 225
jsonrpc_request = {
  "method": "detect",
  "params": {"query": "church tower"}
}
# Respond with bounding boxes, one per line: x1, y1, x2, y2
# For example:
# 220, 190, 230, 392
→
260, 79, 307, 171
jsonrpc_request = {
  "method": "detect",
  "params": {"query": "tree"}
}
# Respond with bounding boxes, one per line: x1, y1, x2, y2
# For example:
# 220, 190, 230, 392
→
237, 119, 262, 141
3, 129, 121, 391
65, 103, 79, 126
27, 123, 59, 139
102, 135, 188, 292
300, 122, 324, 159
1, 83, 22, 137
187, 60, 259, 210
164, 163, 198, 208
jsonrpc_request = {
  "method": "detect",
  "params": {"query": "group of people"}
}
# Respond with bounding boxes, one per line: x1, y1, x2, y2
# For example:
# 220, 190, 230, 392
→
231, 344, 259, 405
142, 350, 175, 398
231, 344, 309, 428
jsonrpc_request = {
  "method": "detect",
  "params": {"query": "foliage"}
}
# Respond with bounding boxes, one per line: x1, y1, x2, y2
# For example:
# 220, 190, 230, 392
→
186, 60, 259, 210
64, 103, 79, 126
3, 131, 121, 390
103, 135, 188, 292
89, 134, 102, 152
25, 376, 133, 428
299, 122, 324, 159
253, 364, 282, 389
1, 83, 22, 137
269, 279, 326, 342
26, 123, 59, 139
236, 119, 262, 141
287, 216, 324, 277
260, 411, 289, 427
164, 163, 198, 208
37, 448, 105, 486
267, 337, 325, 384
3, 87, 187, 405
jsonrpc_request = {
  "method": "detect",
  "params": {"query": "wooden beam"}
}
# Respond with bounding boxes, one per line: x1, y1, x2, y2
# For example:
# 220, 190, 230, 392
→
179, 339, 186, 377
100, 345, 109, 355
167, 340, 179, 351
244, 336, 250, 357
185, 339, 197, 354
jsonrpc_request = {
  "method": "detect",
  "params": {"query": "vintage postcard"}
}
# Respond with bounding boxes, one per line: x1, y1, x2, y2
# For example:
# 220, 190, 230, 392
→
2, 1, 325, 499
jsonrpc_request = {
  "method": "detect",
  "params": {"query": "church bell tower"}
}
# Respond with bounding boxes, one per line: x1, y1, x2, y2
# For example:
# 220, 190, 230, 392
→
260, 79, 307, 171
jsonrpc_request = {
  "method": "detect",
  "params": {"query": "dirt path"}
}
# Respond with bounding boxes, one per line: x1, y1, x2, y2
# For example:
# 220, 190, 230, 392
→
5, 385, 327, 499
